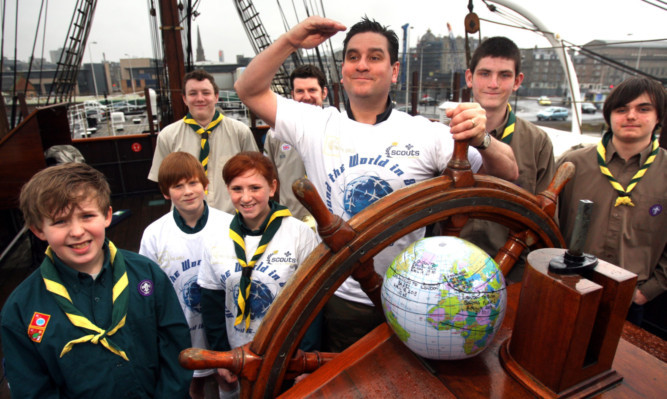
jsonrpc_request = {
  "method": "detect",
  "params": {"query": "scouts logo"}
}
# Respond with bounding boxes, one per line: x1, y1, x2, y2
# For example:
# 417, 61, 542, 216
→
28, 312, 50, 343
138, 279, 154, 296
649, 204, 662, 217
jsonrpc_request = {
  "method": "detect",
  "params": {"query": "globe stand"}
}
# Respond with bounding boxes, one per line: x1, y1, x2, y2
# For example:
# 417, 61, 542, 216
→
500, 247, 637, 398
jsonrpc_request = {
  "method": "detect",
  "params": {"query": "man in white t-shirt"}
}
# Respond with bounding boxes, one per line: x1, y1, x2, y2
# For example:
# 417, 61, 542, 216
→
235, 16, 518, 351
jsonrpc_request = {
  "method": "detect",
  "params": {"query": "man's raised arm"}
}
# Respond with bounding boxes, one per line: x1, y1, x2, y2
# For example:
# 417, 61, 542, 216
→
234, 16, 346, 128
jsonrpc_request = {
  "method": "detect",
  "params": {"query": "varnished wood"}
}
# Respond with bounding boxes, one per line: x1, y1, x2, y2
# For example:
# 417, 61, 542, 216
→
537, 161, 575, 218
183, 174, 564, 397
179, 142, 569, 397
179, 347, 336, 381
157, 0, 187, 120
443, 141, 474, 187
495, 229, 534, 276
505, 248, 637, 397
622, 322, 667, 363
292, 178, 355, 253
280, 323, 456, 398
283, 284, 666, 398
494, 161, 574, 273
0, 103, 70, 209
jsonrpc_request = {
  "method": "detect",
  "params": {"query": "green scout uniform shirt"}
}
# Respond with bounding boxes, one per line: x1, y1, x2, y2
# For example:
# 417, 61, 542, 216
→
0, 244, 193, 398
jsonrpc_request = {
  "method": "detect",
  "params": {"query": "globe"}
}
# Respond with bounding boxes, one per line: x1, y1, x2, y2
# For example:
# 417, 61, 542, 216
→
381, 236, 507, 360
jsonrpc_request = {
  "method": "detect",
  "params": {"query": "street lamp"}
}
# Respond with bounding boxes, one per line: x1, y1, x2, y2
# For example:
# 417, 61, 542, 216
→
417, 43, 424, 107
405, 26, 414, 108
89, 41, 99, 98
627, 34, 642, 73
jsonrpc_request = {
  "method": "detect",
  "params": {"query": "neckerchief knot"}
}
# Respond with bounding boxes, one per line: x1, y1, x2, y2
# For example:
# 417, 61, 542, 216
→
183, 110, 224, 176
597, 130, 658, 207
41, 240, 130, 361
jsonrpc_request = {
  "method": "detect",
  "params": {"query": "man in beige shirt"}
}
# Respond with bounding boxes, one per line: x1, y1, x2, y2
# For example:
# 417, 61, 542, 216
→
148, 69, 258, 213
558, 76, 666, 326
264, 65, 329, 221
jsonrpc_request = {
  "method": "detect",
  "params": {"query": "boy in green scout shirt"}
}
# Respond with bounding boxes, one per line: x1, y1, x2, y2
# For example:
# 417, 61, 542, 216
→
0, 163, 192, 398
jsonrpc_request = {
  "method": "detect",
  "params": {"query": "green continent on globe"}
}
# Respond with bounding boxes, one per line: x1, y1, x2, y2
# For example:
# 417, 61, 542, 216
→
385, 310, 410, 342
385, 247, 417, 280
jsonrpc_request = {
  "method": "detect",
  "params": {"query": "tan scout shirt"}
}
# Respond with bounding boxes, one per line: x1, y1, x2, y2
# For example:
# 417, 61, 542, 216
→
557, 140, 667, 301
148, 115, 258, 213
460, 112, 555, 282
264, 130, 311, 221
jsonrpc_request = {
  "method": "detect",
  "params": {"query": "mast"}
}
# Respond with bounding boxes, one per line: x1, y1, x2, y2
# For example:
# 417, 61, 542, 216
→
158, 0, 187, 121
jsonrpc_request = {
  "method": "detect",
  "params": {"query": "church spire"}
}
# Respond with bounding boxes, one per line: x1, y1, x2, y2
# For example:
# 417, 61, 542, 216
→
196, 26, 206, 62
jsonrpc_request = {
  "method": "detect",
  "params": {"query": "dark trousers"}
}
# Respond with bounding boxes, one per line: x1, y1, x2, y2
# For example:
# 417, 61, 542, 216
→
323, 295, 385, 352
626, 302, 644, 327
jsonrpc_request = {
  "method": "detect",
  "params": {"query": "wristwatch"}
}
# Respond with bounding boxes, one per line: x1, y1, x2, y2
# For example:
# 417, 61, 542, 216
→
473, 132, 491, 150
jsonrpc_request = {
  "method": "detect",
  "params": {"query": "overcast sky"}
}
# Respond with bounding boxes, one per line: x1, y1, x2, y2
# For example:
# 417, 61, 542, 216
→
4, 0, 666, 64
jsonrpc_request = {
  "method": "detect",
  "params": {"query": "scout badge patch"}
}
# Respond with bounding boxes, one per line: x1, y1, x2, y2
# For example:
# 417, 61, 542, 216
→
28, 312, 51, 343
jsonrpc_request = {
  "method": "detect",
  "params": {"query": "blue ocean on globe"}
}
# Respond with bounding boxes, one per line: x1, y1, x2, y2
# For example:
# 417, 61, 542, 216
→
381, 236, 507, 360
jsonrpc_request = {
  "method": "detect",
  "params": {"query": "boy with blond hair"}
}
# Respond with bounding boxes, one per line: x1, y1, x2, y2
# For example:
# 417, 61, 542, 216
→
0, 162, 192, 398
140, 151, 234, 398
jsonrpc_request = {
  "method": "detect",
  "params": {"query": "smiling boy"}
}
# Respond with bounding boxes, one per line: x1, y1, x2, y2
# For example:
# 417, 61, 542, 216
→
148, 69, 258, 213
140, 152, 234, 399
460, 36, 555, 283
1, 163, 192, 398
558, 77, 666, 325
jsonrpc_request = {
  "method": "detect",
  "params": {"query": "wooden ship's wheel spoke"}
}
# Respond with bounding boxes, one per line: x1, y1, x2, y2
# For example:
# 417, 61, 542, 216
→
180, 141, 572, 398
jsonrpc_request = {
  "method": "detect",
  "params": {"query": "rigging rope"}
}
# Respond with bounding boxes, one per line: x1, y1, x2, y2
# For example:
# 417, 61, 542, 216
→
23, 0, 47, 97
38, 0, 49, 105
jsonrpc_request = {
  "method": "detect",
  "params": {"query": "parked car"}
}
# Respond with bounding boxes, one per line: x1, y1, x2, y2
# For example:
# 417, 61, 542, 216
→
582, 102, 597, 114
111, 101, 143, 115
85, 108, 106, 122
395, 105, 415, 115
537, 107, 568, 121
419, 96, 438, 106
537, 96, 551, 106
83, 100, 107, 120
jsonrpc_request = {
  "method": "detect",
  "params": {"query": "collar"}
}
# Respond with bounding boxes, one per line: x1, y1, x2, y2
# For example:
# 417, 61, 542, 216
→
489, 105, 511, 138
344, 96, 393, 125
51, 243, 111, 292
184, 110, 222, 130
172, 201, 209, 234
605, 134, 655, 165
237, 200, 281, 236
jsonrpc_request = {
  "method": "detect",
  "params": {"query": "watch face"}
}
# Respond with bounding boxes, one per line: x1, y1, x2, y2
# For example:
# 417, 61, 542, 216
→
475, 133, 490, 149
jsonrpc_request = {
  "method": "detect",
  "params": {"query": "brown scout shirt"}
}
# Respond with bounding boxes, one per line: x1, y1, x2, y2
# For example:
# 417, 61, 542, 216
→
557, 140, 667, 301
460, 111, 555, 282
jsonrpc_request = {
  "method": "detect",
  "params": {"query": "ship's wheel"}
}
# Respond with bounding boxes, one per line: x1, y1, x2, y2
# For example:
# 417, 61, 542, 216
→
180, 141, 572, 398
